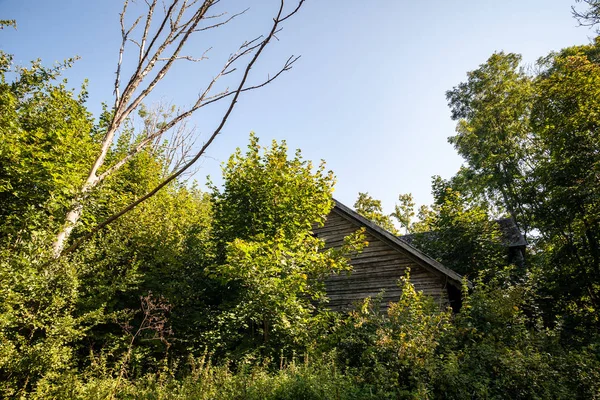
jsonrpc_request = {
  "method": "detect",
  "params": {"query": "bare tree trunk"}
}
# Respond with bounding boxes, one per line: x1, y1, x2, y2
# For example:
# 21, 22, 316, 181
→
53, 204, 84, 256
51, 0, 305, 258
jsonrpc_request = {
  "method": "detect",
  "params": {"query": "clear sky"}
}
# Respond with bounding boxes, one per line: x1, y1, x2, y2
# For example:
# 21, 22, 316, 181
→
1, 0, 596, 214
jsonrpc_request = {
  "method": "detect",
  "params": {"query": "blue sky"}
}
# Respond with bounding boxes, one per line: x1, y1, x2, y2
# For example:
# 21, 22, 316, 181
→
1, 0, 595, 214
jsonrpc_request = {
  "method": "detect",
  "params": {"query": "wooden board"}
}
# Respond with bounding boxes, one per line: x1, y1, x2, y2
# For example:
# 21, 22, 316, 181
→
314, 208, 449, 311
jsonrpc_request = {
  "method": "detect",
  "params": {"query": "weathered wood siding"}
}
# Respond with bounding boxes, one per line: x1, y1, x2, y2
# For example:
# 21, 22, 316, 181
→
314, 209, 449, 311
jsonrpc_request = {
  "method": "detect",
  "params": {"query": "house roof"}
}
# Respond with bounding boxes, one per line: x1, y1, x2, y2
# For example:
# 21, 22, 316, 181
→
496, 218, 528, 247
332, 199, 471, 289
399, 218, 527, 248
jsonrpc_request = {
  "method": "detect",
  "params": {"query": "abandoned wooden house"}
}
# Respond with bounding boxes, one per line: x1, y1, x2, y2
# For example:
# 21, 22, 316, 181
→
313, 199, 467, 312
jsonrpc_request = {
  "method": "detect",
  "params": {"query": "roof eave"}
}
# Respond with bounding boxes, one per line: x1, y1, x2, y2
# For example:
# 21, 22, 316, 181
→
332, 199, 473, 289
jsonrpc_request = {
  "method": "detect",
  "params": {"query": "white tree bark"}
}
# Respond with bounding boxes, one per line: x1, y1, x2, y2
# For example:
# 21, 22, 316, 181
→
52, 0, 305, 258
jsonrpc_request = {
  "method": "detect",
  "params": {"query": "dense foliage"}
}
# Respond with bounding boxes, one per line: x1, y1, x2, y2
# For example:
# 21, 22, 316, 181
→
3, 5, 600, 398
444, 38, 600, 340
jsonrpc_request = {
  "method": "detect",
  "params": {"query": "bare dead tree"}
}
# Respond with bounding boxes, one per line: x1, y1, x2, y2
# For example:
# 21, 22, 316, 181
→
52, 0, 305, 257
133, 102, 199, 177
157, 117, 199, 177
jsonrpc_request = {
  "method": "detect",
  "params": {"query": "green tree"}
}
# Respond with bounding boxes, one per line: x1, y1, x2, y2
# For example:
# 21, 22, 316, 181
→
352, 185, 505, 279
74, 159, 214, 368
209, 135, 364, 356
446, 37, 600, 338
0, 56, 96, 246
446, 52, 534, 236
0, 55, 97, 396
0, 51, 217, 392
391, 193, 416, 235
410, 179, 506, 278
529, 39, 600, 336
354, 192, 399, 234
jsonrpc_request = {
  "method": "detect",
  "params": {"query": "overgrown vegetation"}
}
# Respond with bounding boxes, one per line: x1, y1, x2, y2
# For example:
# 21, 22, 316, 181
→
2, 3, 600, 399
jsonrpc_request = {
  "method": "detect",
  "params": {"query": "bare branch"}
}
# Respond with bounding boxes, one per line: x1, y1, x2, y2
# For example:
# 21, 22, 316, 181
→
119, 2, 213, 123
140, 0, 158, 62
103, 3, 302, 185
114, 0, 143, 102
118, 0, 183, 112
156, 54, 208, 62
100, 2, 213, 186
95, 49, 296, 186
573, 0, 597, 23
572, 0, 600, 31
203, 11, 226, 19
159, 122, 198, 175
128, 38, 142, 48
194, 54, 300, 109
278, 0, 305, 23
60, 0, 303, 257
97, 105, 195, 182
194, 8, 248, 32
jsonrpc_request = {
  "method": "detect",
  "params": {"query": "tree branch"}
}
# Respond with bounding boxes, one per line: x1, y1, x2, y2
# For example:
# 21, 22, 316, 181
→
59, 0, 303, 258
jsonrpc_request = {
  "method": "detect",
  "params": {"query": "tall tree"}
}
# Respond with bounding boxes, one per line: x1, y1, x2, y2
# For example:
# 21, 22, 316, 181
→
529, 39, 600, 334
446, 52, 534, 236
446, 37, 600, 336
52, 0, 306, 257
0, 54, 99, 393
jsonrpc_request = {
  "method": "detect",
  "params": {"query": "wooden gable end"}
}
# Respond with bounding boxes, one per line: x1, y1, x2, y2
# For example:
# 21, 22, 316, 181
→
314, 207, 453, 312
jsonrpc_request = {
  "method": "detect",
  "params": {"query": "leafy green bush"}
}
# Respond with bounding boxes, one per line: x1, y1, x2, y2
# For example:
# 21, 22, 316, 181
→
320, 271, 600, 399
